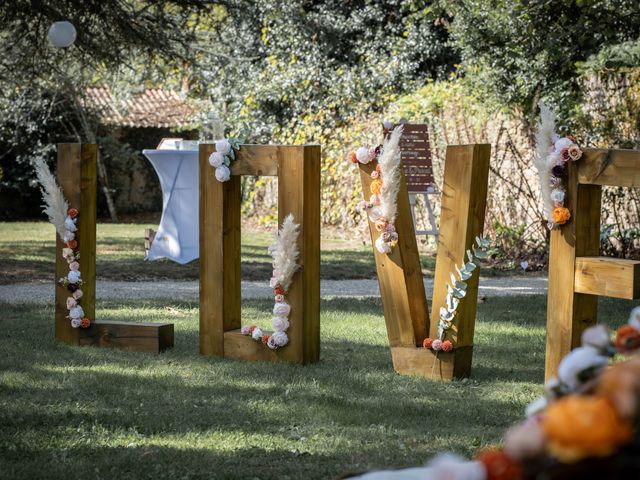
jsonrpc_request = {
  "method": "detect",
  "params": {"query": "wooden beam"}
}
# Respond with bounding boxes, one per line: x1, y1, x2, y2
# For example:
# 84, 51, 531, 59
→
390, 346, 473, 380
575, 257, 640, 300
223, 330, 279, 362
230, 145, 297, 176
578, 148, 640, 188
79, 321, 173, 353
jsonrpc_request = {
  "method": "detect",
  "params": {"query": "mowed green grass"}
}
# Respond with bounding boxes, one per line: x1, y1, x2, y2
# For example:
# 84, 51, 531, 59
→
1, 295, 636, 479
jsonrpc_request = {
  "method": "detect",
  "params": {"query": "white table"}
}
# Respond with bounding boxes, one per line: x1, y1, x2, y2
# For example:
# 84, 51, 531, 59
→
142, 149, 199, 264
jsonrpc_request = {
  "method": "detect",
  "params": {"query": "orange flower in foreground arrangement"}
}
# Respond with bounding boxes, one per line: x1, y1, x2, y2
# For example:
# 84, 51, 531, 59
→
349, 152, 358, 164
597, 356, 640, 420
441, 340, 453, 352
66, 240, 78, 249
552, 207, 571, 225
370, 178, 383, 195
542, 395, 633, 463
422, 338, 433, 349
614, 324, 640, 353
67, 208, 79, 218
476, 449, 523, 480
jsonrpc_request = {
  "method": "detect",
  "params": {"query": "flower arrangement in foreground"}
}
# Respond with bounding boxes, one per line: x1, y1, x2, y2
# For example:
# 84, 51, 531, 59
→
534, 102, 583, 230
358, 307, 640, 479
33, 158, 90, 329
207, 131, 247, 182
422, 236, 489, 351
350, 125, 404, 254
240, 214, 300, 350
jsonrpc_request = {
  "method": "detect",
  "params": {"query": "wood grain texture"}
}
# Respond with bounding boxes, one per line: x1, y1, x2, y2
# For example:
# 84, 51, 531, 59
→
545, 159, 601, 380
575, 257, 640, 299
230, 145, 286, 176
390, 346, 473, 380
578, 148, 640, 188
224, 329, 279, 362
430, 144, 490, 350
79, 321, 173, 353
357, 160, 429, 347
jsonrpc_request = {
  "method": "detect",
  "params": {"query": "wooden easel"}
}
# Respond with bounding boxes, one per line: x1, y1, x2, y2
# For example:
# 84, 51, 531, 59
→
199, 144, 321, 364
55, 144, 174, 353
546, 148, 640, 379
358, 144, 490, 380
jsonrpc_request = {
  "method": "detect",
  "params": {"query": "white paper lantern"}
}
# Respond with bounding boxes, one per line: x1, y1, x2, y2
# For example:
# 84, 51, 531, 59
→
48, 21, 77, 48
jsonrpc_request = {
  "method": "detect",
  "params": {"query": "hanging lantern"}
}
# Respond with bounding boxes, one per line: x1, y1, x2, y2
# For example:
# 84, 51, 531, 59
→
47, 21, 77, 48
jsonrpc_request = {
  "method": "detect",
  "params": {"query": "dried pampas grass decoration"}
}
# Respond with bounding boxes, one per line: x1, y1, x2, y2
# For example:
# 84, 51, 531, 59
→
269, 214, 301, 292
32, 157, 68, 241
534, 102, 556, 219
378, 125, 404, 222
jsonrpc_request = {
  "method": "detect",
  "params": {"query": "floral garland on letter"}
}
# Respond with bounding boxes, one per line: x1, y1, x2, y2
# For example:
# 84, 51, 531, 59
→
33, 158, 90, 329
534, 102, 583, 229
350, 125, 404, 254
208, 132, 247, 182
241, 214, 300, 350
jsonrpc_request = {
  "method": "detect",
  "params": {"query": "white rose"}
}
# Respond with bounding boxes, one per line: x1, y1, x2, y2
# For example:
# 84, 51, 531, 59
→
382, 120, 393, 129
271, 331, 289, 347
67, 270, 81, 283
557, 346, 609, 391
251, 328, 263, 340
554, 137, 573, 153
368, 205, 383, 222
550, 189, 565, 204
208, 151, 225, 168
62, 248, 74, 259
355, 147, 370, 164
628, 306, 640, 331
273, 302, 291, 317
369, 194, 379, 205
215, 139, 231, 155
63, 230, 75, 242
375, 235, 391, 254
271, 316, 290, 332
64, 216, 77, 232
72, 289, 83, 300
70, 318, 81, 328
581, 325, 611, 351
215, 165, 231, 182
69, 305, 84, 319
525, 396, 548, 417
267, 336, 278, 350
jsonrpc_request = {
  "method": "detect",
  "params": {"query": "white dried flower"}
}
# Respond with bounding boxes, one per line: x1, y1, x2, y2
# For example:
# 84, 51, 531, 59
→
554, 137, 573, 153
72, 289, 83, 300
69, 305, 84, 319
63, 230, 75, 243
251, 328, 263, 340
375, 235, 391, 254
581, 325, 612, 351
67, 270, 81, 284
64, 216, 77, 232
208, 151, 225, 168
267, 336, 278, 350
429, 454, 485, 480
215, 165, 231, 182
628, 306, 640, 331
215, 139, 231, 155
550, 189, 565, 204
70, 318, 81, 328
355, 147, 370, 164
558, 346, 609, 391
273, 302, 291, 317
271, 316, 290, 332
271, 331, 289, 347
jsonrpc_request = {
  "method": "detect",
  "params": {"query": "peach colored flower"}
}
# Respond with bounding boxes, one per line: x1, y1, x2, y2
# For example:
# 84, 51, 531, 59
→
552, 207, 571, 225
568, 145, 582, 161
615, 324, 640, 353
441, 340, 453, 352
422, 338, 433, 349
66, 240, 78, 249
597, 357, 640, 419
67, 208, 79, 218
370, 179, 383, 195
476, 449, 524, 480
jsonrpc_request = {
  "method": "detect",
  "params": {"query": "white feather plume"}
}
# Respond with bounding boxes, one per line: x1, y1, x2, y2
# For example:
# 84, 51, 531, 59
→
269, 214, 301, 291
534, 102, 556, 219
378, 125, 404, 221
32, 157, 69, 240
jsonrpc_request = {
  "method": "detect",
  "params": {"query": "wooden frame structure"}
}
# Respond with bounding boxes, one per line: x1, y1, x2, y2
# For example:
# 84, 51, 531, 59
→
546, 148, 640, 379
199, 144, 320, 364
55, 144, 174, 353
358, 144, 490, 380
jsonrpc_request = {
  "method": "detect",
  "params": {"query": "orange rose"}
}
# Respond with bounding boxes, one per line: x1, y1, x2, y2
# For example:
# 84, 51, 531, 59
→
67, 208, 79, 218
80, 317, 90, 328
552, 207, 571, 225
542, 395, 633, 463
66, 240, 78, 249
370, 179, 383, 195
597, 357, 640, 419
614, 324, 640, 353
441, 340, 453, 352
422, 338, 433, 349
374, 219, 387, 232
349, 152, 358, 164
476, 449, 523, 480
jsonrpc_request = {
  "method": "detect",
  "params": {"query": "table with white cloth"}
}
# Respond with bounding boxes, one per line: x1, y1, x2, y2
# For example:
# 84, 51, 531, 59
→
142, 149, 199, 264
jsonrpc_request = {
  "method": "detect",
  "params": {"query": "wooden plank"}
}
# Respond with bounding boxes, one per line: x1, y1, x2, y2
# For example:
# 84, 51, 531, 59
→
277, 145, 321, 364
578, 148, 640, 188
231, 145, 282, 176
358, 159, 430, 347
79, 321, 173, 353
545, 159, 601, 379
199, 143, 241, 356
575, 257, 640, 299
431, 144, 490, 350
390, 346, 473, 380
80, 144, 97, 322
223, 329, 279, 362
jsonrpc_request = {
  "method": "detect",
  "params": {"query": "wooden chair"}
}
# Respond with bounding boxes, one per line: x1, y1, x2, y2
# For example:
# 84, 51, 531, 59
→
546, 148, 640, 379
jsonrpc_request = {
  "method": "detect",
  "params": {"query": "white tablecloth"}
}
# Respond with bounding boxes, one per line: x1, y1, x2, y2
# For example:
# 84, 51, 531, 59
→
142, 149, 199, 264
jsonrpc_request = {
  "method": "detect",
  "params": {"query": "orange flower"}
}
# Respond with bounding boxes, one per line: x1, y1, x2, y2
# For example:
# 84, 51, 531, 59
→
80, 317, 90, 328
542, 395, 633, 463
67, 208, 79, 218
476, 449, 523, 480
614, 325, 640, 353
597, 357, 640, 419
422, 338, 433, 349
66, 240, 78, 249
349, 152, 358, 164
442, 340, 453, 352
261, 335, 270, 345
375, 164, 381, 173
370, 179, 383, 195
552, 207, 571, 225
374, 219, 387, 232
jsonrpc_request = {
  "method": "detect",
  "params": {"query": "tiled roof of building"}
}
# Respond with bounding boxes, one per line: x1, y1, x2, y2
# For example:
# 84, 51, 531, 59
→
84, 87, 200, 129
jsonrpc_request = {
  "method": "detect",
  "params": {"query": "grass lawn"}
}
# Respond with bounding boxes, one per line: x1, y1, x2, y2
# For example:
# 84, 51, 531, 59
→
1, 295, 637, 479
0, 222, 523, 285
